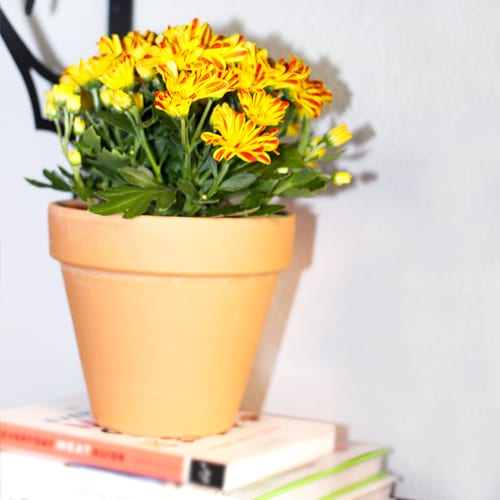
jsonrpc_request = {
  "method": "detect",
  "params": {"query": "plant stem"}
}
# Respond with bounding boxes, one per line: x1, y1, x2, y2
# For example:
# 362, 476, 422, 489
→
60, 110, 84, 191
91, 88, 101, 112
84, 112, 114, 149
207, 160, 230, 198
190, 100, 213, 150
180, 116, 191, 179
128, 109, 162, 183
297, 115, 311, 156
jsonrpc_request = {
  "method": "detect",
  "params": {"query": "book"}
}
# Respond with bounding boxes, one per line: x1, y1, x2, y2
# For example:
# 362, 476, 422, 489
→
0, 395, 336, 491
184, 443, 393, 499
0, 442, 395, 500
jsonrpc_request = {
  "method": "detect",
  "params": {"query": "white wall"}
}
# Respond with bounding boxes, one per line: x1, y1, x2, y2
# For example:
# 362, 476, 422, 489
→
1, 1, 499, 498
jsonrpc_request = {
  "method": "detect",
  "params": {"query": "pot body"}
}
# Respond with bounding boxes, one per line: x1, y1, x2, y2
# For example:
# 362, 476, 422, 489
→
48, 201, 295, 437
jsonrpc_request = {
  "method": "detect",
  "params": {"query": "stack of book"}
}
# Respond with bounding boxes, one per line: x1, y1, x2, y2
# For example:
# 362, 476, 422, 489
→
0, 396, 398, 499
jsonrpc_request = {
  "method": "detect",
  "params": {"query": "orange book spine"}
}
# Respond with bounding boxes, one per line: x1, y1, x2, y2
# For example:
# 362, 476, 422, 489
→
0, 423, 184, 483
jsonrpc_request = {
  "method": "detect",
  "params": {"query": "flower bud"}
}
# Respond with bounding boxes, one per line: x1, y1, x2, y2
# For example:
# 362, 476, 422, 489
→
100, 88, 132, 111
66, 94, 82, 113
325, 124, 352, 147
73, 117, 86, 135
332, 171, 352, 186
45, 101, 59, 120
133, 92, 144, 111
68, 150, 82, 166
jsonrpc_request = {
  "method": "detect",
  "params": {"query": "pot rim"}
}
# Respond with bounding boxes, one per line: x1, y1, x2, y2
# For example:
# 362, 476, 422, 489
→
48, 200, 296, 275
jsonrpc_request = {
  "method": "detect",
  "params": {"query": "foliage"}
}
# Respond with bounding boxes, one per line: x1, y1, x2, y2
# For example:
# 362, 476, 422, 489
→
28, 19, 353, 217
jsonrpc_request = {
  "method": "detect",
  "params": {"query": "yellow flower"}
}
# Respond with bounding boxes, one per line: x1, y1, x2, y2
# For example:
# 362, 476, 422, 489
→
156, 19, 215, 72
99, 55, 135, 90
325, 123, 353, 147
286, 122, 301, 136
96, 31, 157, 80
100, 87, 132, 111
47, 83, 76, 105
154, 65, 238, 118
202, 33, 248, 69
97, 34, 124, 57
237, 48, 310, 92
123, 31, 157, 79
289, 79, 333, 119
267, 56, 310, 90
46, 83, 81, 113
237, 43, 274, 90
237, 89, 289, 126
122, 30, 156, 56
163, 18, 218, 50
154, 91, 191, 117
332, 171, 352, 186
201, 103, 279, 164
68, 150, 82, 166
65, 56, 112, 86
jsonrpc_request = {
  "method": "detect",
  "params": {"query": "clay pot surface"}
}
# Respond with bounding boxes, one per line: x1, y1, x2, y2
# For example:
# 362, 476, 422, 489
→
49, 201, 295, 437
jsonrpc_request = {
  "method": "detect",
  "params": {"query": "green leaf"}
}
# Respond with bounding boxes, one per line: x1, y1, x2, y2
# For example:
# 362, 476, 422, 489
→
270, 145, 305, 170
25, 169, 73, 192
204, 204, 261, 217
253, 204, 287, 216
95, 149, 131, 169
96, 110, 134, 134
177, 178, 198, 198
87, 149, 131, 182
321, 148, 347, 163
155, 190, 177, 210
90, 185, 176, 218
80, 127, 101, 153
57, 166, 75, 181
278, 170, 329, 197
220, 173, 257, 192
253, 179, 280, 193
120, 167, 159, 188
274, 168, 316, 194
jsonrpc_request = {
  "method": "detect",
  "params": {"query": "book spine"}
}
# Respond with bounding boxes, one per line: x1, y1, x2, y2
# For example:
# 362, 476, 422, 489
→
0, 422, 184, 483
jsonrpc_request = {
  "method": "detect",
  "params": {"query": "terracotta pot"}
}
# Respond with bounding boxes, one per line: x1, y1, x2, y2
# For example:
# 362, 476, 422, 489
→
48, 201, 295, 437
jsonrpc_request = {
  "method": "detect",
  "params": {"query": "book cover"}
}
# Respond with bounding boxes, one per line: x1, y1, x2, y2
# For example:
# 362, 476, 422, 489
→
0, 395, 336, 491
0, 442, 392, 500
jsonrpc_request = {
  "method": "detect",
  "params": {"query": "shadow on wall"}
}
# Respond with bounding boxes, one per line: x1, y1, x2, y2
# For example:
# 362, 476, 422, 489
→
22, 0, 65, 71
228, 20, 377, 411
241, 201, 316, 412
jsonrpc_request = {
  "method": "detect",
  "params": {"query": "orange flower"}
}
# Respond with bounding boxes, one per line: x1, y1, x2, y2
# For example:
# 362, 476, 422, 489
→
99, 54, 135, 90
201, 103, 279, 164
289, 79, 333, 118
237, 89, 289, 126
155, 65, 238, 117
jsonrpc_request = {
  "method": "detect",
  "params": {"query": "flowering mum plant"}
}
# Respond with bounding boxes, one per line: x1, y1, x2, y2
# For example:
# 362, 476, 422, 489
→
29, 19, 353, 218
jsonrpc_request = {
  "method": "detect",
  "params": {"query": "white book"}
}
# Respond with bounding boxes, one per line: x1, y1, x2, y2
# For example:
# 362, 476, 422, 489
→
0, 442, 395, 500
0, 395, 336, 491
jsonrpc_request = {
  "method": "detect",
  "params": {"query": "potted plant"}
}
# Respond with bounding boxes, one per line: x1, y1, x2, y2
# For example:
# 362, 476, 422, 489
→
28, 19, 353, 437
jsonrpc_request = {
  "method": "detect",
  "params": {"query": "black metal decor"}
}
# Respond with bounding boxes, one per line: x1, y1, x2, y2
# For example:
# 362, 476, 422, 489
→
108, 0, 134, 37
0, 0, 134, 133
